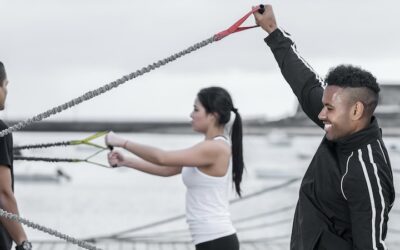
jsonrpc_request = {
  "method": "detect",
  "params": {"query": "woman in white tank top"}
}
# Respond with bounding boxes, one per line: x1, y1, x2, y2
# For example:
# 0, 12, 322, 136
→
105, 86, 244, 250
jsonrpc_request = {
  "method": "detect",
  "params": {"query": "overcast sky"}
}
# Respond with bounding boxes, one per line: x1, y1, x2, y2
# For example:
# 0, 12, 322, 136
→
1, 0, 399, 121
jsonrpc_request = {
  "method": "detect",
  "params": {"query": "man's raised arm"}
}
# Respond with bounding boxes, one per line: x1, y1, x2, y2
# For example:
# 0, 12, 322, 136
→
254, 4, 325, 128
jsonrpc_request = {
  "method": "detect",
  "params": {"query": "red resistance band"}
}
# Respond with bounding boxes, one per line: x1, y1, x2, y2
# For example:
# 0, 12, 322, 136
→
214, 5, 265, 41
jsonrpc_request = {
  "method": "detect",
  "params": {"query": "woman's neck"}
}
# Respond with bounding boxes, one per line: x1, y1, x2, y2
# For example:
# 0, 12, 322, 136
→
205, 126, 225, 140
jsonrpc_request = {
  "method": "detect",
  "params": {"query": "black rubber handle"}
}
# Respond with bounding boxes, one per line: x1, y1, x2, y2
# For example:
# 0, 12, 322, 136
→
258, 4, 265, 14
107, 145, 118, 168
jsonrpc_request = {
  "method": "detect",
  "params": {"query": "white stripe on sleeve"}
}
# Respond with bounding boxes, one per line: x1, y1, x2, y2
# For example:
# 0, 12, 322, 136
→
367, 144, 388, 250
358, 148, 377, 250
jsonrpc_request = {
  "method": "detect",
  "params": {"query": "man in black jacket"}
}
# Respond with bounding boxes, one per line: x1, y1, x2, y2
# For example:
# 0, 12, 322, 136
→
0, 61, 32, 250
254, 5, 395, 250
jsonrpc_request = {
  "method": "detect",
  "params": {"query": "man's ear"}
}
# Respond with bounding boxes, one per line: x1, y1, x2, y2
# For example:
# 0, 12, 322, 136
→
351, 101, 365, 120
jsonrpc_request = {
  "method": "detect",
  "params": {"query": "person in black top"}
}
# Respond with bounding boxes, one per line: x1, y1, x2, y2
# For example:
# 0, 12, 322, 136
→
0, 61, 32, 250
254, 5, 395, 250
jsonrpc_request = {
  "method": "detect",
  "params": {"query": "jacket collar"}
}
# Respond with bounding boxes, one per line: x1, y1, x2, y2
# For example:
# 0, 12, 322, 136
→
325, 117, 381, 153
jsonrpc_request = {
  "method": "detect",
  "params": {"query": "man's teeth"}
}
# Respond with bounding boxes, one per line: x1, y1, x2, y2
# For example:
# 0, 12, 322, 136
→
324, 124, 332, 130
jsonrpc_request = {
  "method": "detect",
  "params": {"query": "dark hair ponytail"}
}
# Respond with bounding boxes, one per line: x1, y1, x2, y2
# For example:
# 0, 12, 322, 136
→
230, 108, 244, 197
197, 86, 244, 197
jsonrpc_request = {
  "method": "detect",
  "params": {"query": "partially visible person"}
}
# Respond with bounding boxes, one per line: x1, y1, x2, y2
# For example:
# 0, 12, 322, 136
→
254, 5, 395, 250
105, 86, 244, 250
0, 61, 32, 250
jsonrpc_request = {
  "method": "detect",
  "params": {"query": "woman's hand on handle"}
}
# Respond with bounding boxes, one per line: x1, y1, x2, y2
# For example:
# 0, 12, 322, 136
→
105, 131, 127, 148
107, 150, 125, 168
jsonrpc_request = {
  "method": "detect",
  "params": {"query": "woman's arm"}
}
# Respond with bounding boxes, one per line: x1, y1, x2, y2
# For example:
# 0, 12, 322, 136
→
106, 132, 225, 167
108, 151, 182, 177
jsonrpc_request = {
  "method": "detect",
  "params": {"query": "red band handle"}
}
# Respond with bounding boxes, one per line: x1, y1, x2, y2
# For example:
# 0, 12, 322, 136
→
214, 5, 264, 41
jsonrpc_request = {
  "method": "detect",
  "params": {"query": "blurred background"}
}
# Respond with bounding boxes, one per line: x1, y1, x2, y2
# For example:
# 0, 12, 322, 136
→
1, 1, 399, 249
1, 0, 399, 122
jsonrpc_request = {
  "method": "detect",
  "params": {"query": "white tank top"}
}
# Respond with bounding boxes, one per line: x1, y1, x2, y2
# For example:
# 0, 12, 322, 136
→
181, 136, 236, 245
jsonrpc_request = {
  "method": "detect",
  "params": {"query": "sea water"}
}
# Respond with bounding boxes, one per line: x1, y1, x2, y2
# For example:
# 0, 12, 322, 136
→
11, 131, 400, 248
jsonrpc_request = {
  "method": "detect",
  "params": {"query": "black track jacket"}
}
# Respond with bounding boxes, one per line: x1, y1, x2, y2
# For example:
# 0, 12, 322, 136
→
265, 28, 395, 250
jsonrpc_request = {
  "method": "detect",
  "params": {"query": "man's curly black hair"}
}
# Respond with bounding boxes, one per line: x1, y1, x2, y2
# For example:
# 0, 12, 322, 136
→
325, 64, 380, 116
325, 64, 380, 93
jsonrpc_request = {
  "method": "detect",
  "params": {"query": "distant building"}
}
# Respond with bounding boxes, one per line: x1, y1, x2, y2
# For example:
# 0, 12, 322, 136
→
290, 83, 400, 127
5, 84, 399, 135
259, 84, 400, 136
